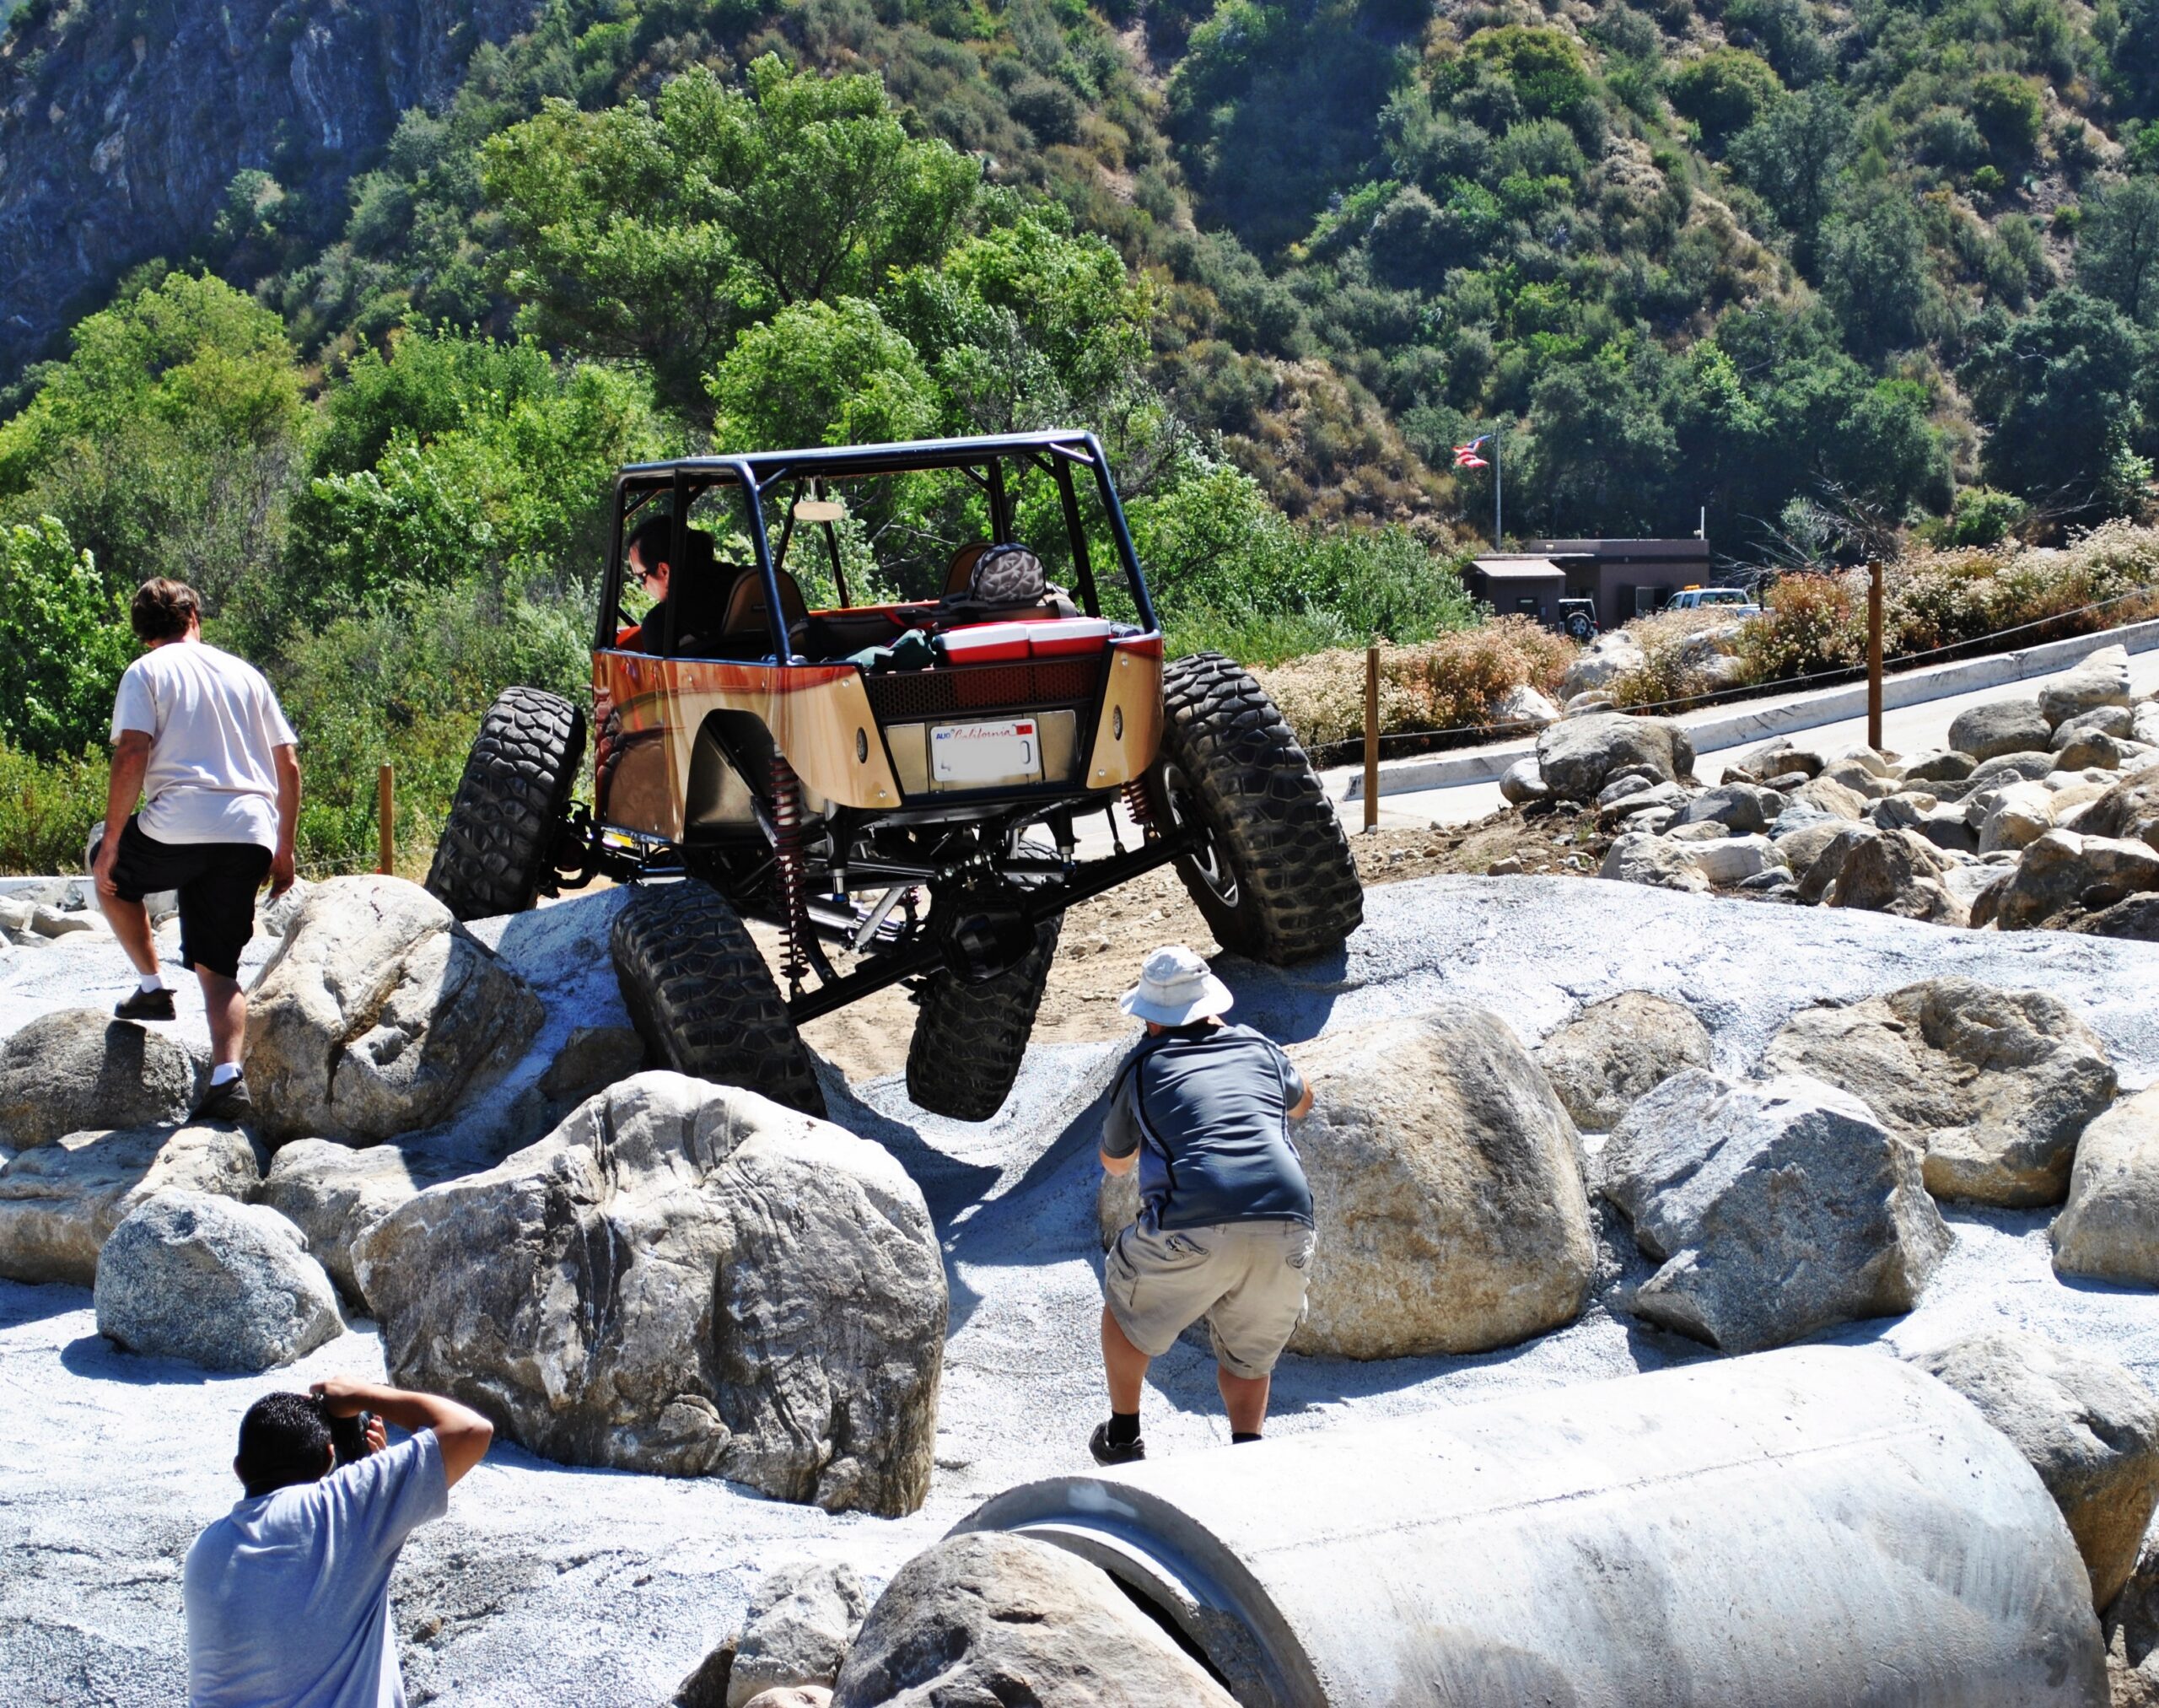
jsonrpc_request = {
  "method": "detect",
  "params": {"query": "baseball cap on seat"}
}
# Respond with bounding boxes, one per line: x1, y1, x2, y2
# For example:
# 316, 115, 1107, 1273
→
1118, 944, 1235, 1026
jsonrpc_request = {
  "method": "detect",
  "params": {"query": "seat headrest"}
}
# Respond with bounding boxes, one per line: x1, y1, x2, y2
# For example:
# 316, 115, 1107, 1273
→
946, 542, 993, 597
968, 544, 1045, 607
721, 570, 810, 648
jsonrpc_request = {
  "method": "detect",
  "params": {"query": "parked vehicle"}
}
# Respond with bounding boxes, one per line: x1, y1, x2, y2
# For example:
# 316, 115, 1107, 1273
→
424, 430, 1363, 1122
1667, 586, 1762, 616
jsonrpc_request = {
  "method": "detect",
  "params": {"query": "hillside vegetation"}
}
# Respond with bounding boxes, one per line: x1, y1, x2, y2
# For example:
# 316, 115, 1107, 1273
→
0, 0, 2156, 871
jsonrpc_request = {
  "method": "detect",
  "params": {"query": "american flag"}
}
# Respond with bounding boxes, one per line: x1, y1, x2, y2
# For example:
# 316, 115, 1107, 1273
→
1453, 436, 1491, 469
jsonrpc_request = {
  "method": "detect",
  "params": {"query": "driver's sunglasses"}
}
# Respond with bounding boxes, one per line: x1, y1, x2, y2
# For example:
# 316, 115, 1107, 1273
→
635, 560, 665, 585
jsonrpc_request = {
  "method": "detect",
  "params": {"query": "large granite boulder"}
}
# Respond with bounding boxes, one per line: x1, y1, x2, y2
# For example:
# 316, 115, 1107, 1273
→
1982, 830, 2159, 930
1820, 826, 1967, 924
1598, 831, 1709, 893
1720, 737, 1826, 784
1674, 783, 1781, 834
2053, 1086, 2159, 1285
1909, 1329, 2159, 1610
256, 1138, 472, 1309
2073, 769, 2159, 850
1762, 980, 2116, 1207
1601, 1071, 1950, 1353
356, 1073, 945, 1516
1533, 993, 1714, 1133
1099, 1006, 1596, 1358
730, 1565, 869, 1708
2039, 645, 2135, 728
1948, 698, 2052, 762
245, 876, 545, 1146
1535, 713, 1694, 802
832, 1532, 1236, 1708
1557, 631, 1646, 702
0, 1123, 261, 1285
94, 1192, 342, 1371
0, 1011, 202, 1150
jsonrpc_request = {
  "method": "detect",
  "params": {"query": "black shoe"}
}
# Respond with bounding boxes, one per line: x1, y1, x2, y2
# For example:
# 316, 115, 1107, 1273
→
192, 1075, 255, 1124
114, 987, 176, 1022
1089, 1421, 1145, 1467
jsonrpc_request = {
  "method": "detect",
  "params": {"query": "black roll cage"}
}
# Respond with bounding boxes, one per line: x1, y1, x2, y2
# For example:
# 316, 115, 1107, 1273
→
600, 428, 1160, 660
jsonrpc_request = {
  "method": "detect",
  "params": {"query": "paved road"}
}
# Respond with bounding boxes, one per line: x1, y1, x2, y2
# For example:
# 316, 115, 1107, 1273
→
1328, 647, 2159, 832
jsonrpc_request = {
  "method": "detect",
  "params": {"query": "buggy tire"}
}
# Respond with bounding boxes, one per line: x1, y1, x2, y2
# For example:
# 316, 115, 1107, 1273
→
610, 879, 825, 1117
905, 916, 1062, 1122
1146, 651, 1363, 963
425, 687, 585, 922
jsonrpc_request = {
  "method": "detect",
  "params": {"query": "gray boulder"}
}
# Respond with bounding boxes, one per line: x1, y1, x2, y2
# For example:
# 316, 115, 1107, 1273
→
94, 1192, 342, 1371
832, 1532, 1236, 1708
2055, 705, 2137, 749
2070, 893, 2159, 942
1763, 980, 2116, 1207
1821, 827, 1967, 924
1790, 775, 1868, 820
1720, 738, 1827, 784
539, 1023, 649, 1103
1909, 1329, 2159, 1610
1947, 750, 2060, 806
1597, 779, 1688, 827
245, 876, 545, 1146
1900, 749, 1977, 784
1499, 756, 1548, 806
2039, 646, 2135, 728
2074, 769, 2159, 850
1674, 782, 1782, 834
730, 1565, 869, 1708
356, 1073, 945, 1515
1101, 1006, 1596, 1358
1536, 713, 1694, 802
2056, 731, 2137, 772
1558, 632, 1646, 702
1949, 698, 2053, 762
1984, 830, 2159, 930
1599, 832, 1709, 893
1533, 992, 1713, 1133
2053, 1086, 2159, 1286
256, 1138, 469, 1309
1601, 1071, 1949, 1353
0, 1010, 202, 1150
0, 1123, 261, 1285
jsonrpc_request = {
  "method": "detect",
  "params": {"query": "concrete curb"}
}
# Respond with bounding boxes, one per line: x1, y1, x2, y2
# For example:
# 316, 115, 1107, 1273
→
1340, 614, 2159, 800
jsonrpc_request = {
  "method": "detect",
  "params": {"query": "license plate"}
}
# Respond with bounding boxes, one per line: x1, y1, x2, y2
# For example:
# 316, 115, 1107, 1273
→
931, 719, 1043, 786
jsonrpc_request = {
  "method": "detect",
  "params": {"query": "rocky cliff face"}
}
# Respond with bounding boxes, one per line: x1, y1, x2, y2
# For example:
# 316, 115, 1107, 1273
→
0, 0, 537, 380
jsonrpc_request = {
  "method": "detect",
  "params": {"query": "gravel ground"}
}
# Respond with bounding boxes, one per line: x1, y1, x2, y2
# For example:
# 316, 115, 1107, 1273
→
5, 876, 2159, 1704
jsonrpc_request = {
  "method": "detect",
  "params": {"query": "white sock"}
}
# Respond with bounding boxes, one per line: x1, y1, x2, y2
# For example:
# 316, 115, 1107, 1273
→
140, 973, 167, 994
210, 1064, 241, 1087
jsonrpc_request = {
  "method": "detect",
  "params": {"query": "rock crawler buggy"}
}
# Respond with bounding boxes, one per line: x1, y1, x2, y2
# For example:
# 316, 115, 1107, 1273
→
425, 430, 1362, 1121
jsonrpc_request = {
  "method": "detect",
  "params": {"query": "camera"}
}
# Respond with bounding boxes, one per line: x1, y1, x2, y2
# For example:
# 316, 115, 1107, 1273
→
325, 1407, 374, 1466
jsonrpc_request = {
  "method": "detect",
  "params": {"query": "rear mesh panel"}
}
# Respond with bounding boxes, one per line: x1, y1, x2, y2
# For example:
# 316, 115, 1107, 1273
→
864, 656, 1102, 721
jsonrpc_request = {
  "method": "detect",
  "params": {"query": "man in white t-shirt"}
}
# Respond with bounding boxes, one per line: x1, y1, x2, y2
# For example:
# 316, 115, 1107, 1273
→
93, 578, 301, 1123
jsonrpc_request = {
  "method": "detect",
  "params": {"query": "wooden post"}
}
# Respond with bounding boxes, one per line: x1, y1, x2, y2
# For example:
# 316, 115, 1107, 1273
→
377, 764, 395, 876
1364, 642, 1381, 833
1866, 558, 1884, 753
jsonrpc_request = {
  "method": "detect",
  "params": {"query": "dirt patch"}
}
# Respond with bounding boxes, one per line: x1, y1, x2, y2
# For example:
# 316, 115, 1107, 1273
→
787, 811, 1610, 1084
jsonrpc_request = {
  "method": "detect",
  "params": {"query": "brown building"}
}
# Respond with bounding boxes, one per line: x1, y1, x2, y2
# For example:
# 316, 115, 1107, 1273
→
1466, 538, 1714, 628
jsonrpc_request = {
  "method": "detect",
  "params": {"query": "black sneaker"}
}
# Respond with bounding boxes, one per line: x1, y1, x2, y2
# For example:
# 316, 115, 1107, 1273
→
192, 1075, 255, 1124
1089, 1421, 1145, 1467
114, 987, 176, 1022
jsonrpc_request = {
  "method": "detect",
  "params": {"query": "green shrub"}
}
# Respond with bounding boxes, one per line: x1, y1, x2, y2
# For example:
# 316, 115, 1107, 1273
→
0, 516, 134, 760
0, 741, 106, 876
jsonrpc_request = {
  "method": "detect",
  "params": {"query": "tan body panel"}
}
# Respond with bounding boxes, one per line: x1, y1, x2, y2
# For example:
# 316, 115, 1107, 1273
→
591, 638, 1164, 841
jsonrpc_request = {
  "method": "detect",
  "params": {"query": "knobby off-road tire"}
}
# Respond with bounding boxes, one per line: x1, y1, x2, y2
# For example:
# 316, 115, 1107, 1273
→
904, 916, 1063, 1122
610, 879, 826, 1117
1146, 651, 1363, 963
425, 687, 586, 922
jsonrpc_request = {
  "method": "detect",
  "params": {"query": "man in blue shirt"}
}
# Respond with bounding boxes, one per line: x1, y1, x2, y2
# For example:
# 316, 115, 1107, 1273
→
184, 1378, 493, 1707
1094, 945, 1316, 1466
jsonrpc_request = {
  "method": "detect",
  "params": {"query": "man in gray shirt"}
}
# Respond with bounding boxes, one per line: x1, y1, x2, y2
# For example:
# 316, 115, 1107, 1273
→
1094, 945, 1316, 1465
185, 1377, 493, 1707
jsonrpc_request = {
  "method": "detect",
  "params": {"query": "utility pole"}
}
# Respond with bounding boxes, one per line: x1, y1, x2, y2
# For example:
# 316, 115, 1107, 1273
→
1866, 558, 1884, 753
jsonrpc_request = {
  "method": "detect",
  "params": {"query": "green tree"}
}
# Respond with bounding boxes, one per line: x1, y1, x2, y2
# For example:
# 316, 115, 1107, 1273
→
2080, 176, 2159, 326
1818, 189, 1941, 360
0, 516, 134, 760
1521, 345, 1682, 534
484, 57, 979, 411
1728, 88, 1854, 268
1963, 291, 2146, 507
0, 272, 304, 609
1968, 73, 2045, 163
1668, 49, 1784, 152
708, 299, 939, 450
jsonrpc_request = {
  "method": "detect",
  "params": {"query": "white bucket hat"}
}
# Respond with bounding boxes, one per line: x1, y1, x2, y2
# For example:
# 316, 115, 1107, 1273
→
1119, 944, 1234, 1027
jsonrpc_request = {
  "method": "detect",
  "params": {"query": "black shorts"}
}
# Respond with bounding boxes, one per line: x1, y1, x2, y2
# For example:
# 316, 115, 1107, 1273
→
100, 818, 272, 980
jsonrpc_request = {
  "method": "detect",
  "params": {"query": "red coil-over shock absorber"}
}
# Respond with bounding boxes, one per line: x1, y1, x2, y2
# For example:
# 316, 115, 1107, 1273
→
1121, 778, 1154, 832
770, 754, 812, 996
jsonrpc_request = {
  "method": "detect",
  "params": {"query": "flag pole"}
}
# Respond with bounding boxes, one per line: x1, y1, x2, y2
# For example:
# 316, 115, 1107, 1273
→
1493, 425, 1503, 548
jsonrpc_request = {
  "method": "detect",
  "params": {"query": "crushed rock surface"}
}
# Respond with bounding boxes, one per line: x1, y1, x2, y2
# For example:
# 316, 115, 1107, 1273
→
6, 876, 2159, 1702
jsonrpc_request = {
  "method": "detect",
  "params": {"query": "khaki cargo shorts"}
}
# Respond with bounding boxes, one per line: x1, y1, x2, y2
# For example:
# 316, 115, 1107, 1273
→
1104, 1218, 1316, 1380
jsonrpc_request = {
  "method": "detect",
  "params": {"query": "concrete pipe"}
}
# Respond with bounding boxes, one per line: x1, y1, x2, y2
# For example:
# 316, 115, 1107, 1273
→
956, 1347, 2107, 1707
